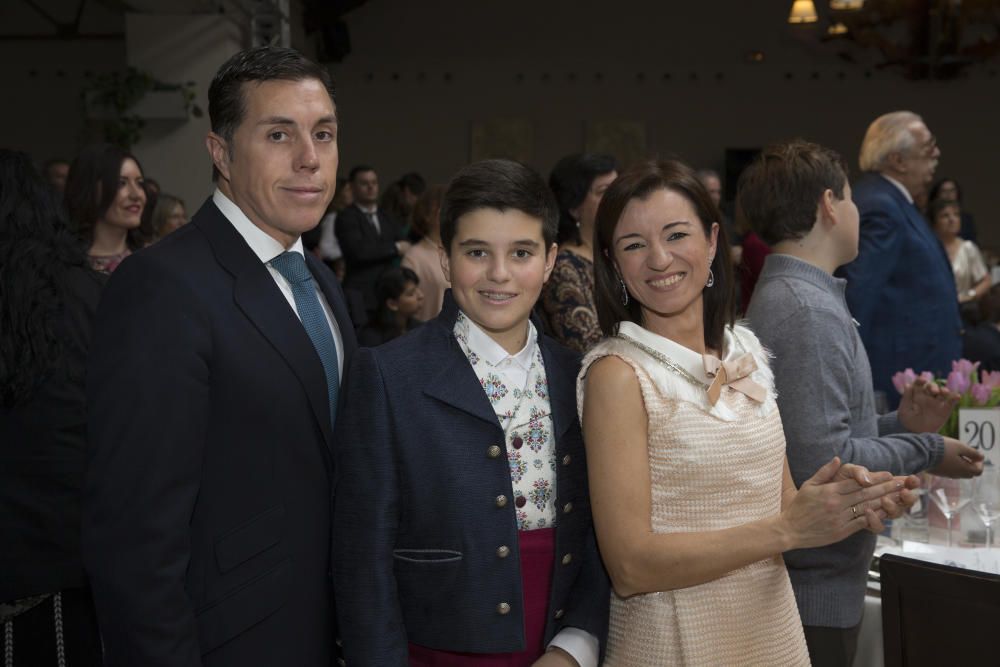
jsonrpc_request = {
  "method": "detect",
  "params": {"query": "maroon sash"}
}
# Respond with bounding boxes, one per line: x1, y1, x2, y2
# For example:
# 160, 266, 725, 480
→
408, 527, 556, 666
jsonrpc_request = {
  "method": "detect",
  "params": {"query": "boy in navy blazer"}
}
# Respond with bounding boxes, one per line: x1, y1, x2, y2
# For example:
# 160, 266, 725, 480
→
333, 159, 609, 666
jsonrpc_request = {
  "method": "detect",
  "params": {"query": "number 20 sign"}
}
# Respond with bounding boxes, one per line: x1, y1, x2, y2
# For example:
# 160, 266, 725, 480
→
959, 408, 1000, 466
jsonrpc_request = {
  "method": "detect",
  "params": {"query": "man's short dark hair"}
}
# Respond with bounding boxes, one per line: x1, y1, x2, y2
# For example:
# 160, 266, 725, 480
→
735, 139, 849, 247
348, 165, 376, 183
208, 46, 335, 180
440, 159, 558, 253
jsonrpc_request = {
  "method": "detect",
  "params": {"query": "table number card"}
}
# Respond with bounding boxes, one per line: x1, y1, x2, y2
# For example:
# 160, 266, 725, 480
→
959, 407, 1000, 466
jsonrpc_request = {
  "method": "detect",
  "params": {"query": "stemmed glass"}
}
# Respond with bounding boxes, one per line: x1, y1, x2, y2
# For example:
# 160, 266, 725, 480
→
973, 462, 1000, 551
929, 476, 974, 546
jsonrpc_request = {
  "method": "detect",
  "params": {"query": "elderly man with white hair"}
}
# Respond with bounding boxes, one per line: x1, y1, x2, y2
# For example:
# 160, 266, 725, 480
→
838, 111, 962, 409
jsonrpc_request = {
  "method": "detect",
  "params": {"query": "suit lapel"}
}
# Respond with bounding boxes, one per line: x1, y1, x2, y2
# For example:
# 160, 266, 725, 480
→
194, 200, 336, 463
423, 325, 504, 430
539, 340, 577, 440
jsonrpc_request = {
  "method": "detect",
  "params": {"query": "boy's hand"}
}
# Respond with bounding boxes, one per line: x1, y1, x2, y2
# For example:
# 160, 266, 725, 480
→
930, 437, 985, 478
533, 648, 579, 667
898, 377, 959, 434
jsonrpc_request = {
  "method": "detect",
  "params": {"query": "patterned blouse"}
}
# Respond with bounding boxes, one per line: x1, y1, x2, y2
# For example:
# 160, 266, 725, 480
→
539, 250, 602, 353
87, 249, 131, 275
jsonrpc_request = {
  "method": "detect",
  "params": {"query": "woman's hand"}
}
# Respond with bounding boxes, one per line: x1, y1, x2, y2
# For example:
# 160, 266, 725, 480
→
780, 457, 904, 549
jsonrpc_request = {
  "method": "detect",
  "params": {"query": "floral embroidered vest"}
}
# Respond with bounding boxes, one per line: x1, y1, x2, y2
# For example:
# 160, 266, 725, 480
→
454, 313, 558, 530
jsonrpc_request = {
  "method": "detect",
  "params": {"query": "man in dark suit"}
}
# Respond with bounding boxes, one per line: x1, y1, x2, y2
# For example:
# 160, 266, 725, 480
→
83, 46, 356, 666
335, 165, 410, 315
839, 111, 961, 410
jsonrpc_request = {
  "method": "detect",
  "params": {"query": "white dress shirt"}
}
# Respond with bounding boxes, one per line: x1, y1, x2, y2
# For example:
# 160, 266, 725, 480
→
213, 189, 345, 378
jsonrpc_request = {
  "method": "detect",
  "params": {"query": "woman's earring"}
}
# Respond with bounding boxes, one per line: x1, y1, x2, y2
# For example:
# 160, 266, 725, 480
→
619, 278, 629, 306
705, 269, 715, 288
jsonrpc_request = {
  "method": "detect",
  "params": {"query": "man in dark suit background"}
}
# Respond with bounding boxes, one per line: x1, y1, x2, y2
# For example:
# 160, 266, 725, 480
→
83, 46, 356, 666
839, 111, 961, 410
335, 164, 410, 316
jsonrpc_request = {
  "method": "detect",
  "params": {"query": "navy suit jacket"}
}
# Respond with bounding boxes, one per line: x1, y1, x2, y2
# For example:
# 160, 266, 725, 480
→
335, 203, 403, 311
332, 292, 609, 665
838, 173, 961, 408
83, 199, 357, 666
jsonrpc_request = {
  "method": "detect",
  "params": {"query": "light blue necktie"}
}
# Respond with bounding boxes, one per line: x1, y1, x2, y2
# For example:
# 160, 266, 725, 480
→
269, 251, 339, 426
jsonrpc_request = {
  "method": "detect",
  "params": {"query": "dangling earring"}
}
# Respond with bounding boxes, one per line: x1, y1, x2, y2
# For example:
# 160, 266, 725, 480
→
705, 269, 715, 288
619, 278, 629, 306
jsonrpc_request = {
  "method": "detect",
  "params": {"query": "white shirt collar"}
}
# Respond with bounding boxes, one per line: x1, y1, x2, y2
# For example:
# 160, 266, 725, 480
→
461, 312, 537, 372
357, 202, 378, 215
879, 173, 914, 204
213, 189, 305, 262
616, 320, 741, 384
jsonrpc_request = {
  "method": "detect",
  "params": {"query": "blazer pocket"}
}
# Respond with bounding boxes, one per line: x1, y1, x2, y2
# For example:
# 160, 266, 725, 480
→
392, 548, 463, 564
215, 505, 285, 574
196, 558, 289, 654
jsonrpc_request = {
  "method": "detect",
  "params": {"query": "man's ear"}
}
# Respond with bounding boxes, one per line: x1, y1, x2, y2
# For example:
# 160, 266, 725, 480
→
205, 132, 231, 182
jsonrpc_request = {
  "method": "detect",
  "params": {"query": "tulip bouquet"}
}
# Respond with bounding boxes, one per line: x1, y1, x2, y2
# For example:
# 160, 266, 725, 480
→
893, 359, 1000, 438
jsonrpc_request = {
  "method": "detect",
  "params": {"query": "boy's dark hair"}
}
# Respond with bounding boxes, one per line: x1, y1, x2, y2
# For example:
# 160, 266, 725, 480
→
549, 153, 618, 245
208, 46, 335, 181
440, 159, 558, 252
349, 165, 375, 183
377, 266, 420, 305
735, 139, 849, 247
64, 142, 147, 250
593, 159, 735, 352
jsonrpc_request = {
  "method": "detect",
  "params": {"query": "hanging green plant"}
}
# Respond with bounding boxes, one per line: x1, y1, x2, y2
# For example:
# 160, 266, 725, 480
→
82, 67, 204, 149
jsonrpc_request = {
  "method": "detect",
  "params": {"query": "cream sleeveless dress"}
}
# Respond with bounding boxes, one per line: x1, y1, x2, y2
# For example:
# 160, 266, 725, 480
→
578, 322, 810, 666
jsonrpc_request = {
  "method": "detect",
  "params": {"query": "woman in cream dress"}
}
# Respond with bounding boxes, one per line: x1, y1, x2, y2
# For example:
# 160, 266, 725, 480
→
577, 160, 911, 666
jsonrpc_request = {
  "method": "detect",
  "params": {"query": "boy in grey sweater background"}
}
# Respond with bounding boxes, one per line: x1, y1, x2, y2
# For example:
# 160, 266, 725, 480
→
741, 140, 984, 667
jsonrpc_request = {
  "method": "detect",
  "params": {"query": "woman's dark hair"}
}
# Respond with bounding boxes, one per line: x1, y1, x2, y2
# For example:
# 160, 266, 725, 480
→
64, 143, 147, 250
440, 159, 558, 252
410, 184, 445, 239
0, 150, 86, 406
549, 153, 618, 245
927, 197, 960, 230
736, 140, 849, 246
593, 159, 735, 351
929, 177, 962, 203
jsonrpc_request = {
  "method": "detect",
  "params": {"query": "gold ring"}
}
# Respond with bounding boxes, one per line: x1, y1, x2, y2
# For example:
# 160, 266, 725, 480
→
851, 504, 859, 516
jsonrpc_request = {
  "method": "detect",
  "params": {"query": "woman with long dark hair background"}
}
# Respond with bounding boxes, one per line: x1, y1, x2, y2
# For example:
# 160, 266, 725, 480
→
1, 149, 105, 665
64, 143, 148, 274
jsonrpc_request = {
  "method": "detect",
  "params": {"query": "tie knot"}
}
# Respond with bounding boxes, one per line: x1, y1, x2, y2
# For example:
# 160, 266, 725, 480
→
269, 251, 312, 285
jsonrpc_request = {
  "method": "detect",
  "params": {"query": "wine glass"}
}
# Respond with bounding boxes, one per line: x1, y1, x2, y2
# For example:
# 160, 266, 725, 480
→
929, 476, 973, 546
973, 463, 1000, 551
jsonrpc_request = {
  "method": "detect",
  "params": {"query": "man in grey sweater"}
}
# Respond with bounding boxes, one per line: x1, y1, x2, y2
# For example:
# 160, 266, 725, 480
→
740, 140, 983, 667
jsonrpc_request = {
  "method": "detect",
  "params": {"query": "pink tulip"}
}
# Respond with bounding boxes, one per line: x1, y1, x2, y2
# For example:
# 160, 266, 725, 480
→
919, 371, 936, 383
947, 369, 971, 395
981, 370, 1000, 390
972, 383, 992, 406
892, 368, 918, 395
952, 359, 980, 377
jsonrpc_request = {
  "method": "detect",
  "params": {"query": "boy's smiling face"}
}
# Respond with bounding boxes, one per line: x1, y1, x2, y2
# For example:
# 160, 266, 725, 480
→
441, 207, 556, 354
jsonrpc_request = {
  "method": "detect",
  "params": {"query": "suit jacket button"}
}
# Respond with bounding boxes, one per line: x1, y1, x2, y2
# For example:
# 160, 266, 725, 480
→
495, 494, 508, 508
497, 602, 511, 615
335, 637, 343, 647
337, 659, 346, 667
497, 545, 511, 558
562, 454, 572, 466
554, 608, 565, 619
512, 436, 524, 449
563, 502, 573, 514
561, 553, 573, 565
487, 445, 502, 458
